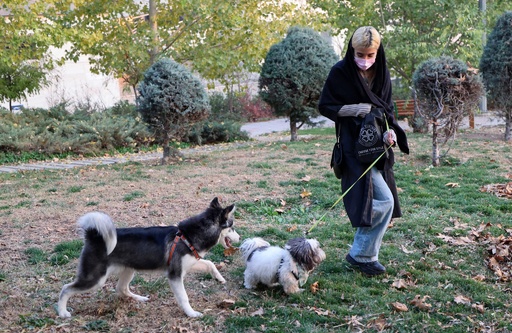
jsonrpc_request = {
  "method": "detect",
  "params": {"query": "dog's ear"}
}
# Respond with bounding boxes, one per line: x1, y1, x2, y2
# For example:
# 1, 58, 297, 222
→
221, 204, 236, 227
210, 197, 221, 209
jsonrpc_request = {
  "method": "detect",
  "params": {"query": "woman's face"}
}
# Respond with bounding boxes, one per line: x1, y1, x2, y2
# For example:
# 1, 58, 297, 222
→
354, 47, 378, 60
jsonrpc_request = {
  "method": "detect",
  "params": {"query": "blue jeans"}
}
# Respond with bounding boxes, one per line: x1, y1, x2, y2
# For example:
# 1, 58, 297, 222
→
348, 167, 394, 263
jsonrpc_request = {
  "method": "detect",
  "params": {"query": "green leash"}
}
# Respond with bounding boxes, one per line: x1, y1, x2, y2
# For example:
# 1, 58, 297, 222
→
306, 117, 391, 235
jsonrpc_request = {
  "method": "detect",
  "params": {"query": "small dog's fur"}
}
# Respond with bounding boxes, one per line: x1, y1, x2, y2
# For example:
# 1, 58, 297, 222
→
240, 237, 326, 294
58, 197, 239, 318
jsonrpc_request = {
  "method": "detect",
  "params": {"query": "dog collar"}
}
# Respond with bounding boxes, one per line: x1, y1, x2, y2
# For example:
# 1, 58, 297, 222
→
167, 230, 202, 265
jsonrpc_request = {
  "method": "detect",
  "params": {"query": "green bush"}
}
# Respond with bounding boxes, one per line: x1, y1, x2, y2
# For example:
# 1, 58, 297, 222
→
259, 26, 338, 141
0, 101, 152, 163
187, 120, 250, 145
137, 57, 210, 160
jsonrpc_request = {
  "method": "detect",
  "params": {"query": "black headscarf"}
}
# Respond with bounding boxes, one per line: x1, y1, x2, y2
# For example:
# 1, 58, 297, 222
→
319, 35, 409, 154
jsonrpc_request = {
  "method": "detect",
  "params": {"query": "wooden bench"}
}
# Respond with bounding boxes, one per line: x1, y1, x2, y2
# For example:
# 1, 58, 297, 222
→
394, 99, 415, 118
393, 99, 475, 128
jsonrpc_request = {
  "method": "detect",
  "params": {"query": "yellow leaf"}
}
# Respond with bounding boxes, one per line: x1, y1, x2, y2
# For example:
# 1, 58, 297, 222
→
310, 281, 319, 293
300, 189, 312, 198
287, 225, 297, 232
445, 182, 460, 188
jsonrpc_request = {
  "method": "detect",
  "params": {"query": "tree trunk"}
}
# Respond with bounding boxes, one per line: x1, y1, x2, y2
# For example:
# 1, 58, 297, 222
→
290, 120, 298, 141
148, 0, 159, 65
161, 140, 171, 165
132, 84, 139, 106
161, 139, 183, 164
505, 112, 511, 141
432, 118, 440, 166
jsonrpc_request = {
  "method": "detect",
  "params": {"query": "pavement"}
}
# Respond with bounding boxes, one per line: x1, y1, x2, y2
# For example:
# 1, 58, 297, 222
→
0, 113, 504, 173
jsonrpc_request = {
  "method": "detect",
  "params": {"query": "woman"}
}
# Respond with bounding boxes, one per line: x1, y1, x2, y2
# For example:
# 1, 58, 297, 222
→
318, 26, 409, 276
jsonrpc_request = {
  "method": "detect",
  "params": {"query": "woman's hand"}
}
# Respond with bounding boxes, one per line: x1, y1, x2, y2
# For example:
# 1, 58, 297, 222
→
383, 129, 397, 146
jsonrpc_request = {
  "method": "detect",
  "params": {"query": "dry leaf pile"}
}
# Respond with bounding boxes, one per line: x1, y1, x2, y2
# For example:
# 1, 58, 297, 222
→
436, 221, 512, 282
480, 182, 512, 199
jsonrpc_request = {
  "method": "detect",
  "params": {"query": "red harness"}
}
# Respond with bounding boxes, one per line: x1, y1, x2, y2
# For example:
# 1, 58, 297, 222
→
167, 230, 202, 266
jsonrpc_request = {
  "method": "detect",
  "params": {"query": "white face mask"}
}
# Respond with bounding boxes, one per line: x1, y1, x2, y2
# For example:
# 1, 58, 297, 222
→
354, 57, 376, 71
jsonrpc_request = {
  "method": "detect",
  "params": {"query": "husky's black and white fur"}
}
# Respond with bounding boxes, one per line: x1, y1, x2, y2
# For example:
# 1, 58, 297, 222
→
240, 237, 326, 294
58, 197, 238, 318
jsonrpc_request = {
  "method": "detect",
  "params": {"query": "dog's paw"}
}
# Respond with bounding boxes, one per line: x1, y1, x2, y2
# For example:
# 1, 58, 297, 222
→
58, 310, 72, 319
132, 295, 149, 302
186, 310, 203, 318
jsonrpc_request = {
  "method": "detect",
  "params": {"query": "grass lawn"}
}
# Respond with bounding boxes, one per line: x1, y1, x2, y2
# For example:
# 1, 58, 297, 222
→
0, 125, 511, 332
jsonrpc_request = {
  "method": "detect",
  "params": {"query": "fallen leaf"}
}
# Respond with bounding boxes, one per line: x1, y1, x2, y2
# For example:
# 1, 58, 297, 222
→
454, 295, 472, 305
345, 315, 364, 328
409, 295, 432, 311
391, 279, 408, 290
369, 315, 388, 330
472, 303, 485, 313
250, 308, 264, 317
400, 245, 415, 254
310, 281, 319, 293
301, 175, 311, 182
223, 247, 239, 256
300, 189, 312, 198
217, 299, 235, 309
445, 182, 460, 188
472, 274, 486, 282
390, 302, 409, 312
314, 308, 329, 316
287, 225, 297, 232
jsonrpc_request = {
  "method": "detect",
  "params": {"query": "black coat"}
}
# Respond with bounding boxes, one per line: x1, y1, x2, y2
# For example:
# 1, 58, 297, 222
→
318, 36, 409, 228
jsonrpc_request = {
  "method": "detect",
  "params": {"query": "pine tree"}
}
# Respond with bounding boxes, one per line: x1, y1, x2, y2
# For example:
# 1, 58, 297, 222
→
480, 11, 512, 141
259, 26, 339, 141
137, 58, 210, 163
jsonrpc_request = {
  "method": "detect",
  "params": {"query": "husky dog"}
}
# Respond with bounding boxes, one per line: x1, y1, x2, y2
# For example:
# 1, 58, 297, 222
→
240, 237, 326, 294
58, 197, 238, 318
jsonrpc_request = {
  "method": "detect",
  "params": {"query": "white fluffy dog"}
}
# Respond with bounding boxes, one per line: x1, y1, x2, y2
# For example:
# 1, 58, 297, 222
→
240, 237, 326, 294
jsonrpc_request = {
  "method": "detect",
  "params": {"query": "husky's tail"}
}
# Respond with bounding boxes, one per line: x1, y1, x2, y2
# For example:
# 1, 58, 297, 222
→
77, 212, 117, 255
240, 237, 270, 263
